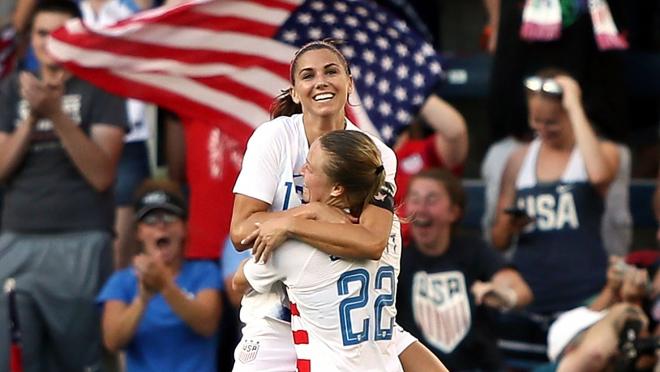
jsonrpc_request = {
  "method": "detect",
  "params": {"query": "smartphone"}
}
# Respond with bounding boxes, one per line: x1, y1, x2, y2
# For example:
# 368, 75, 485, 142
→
503, 206, 528, 218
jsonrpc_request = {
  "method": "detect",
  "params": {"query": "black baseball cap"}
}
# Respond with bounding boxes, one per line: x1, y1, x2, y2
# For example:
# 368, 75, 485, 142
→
134, 190, 187, 222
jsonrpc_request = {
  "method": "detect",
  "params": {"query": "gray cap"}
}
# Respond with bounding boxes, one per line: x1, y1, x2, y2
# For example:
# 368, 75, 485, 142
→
134, 190, 187, 221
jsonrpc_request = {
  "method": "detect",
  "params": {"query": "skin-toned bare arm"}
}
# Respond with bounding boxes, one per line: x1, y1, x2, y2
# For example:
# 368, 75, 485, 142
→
103, 260, 222, 348
556, 76, 619, 196
164, 113, 186, 184
132, 0, 154, 10
163, 0, 180, 5
472, 268, 533, 310
286, 204, 391, 260
230, 194, 302, 251
557, 303, 648, 372
231, 259, 250, 295
225, 276, 244, 309
243, 202, 392, 263
135, 254, 222, 337
482, 0, 500, 53
0, 114, 36, 182
12, 0, 38, 33
419, 94, 468, 169
491, 146, 531, 250
234, 194, 388, 262
399, 341, 449, 372
160, 285, 221, 337
102, 274, 155, 352
492, 268, 532, 309
56, 118, 124, 191
590, 256, 625, 311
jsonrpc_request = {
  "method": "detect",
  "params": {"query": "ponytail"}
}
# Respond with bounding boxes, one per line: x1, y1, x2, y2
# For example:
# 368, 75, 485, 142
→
269, 88, 302, 119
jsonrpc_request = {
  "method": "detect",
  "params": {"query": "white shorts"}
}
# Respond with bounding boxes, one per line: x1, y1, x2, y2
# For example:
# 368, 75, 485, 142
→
547, 306, 605, 362
394, 323, 418, 355
233, 320, 296, 372
233, 321, 416, 371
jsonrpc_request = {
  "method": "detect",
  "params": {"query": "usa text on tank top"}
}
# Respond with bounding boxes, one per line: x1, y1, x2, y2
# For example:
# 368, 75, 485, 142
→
513, 138, 607, 313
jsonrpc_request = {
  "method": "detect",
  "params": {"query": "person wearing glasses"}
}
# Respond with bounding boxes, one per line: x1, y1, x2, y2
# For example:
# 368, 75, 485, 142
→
490, 68, 620, 357
97, 179, 223, 372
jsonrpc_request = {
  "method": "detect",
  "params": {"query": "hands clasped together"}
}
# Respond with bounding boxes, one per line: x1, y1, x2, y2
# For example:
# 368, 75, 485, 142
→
133, 253, 175, 302
243, 202, 358, 264
19, 71, 66, 120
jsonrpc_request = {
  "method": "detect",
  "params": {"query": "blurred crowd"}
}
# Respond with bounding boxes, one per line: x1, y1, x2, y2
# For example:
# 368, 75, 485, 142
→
0, 0, 659, 371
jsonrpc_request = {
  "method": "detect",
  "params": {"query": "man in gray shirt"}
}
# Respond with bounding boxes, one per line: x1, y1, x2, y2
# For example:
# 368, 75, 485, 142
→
0, 1, 127, 370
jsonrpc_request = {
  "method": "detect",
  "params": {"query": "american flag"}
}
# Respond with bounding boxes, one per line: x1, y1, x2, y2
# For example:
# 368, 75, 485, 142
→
0, 25, 16, 80
48, 0, 442, 144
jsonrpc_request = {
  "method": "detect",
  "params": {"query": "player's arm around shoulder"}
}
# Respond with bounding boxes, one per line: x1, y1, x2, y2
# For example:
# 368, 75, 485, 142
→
230, 118, 292, 250
590, 139, 620, 196
283, 200, 393, 261
232, 258, 251, 295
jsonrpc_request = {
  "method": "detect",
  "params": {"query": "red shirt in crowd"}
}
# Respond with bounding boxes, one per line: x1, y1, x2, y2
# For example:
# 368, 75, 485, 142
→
395, 135, 463, 205
395, 135, 464, 245
183, 119, 245, 260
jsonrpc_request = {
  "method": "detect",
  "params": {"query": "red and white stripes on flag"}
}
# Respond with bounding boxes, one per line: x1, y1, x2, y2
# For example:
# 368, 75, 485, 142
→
47, 0, 303, 142
48, 0, 445, 144
1, 25, 17, 80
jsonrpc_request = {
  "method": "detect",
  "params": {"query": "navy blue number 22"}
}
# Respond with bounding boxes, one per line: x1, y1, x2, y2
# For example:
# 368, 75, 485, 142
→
337, 265, 396, 346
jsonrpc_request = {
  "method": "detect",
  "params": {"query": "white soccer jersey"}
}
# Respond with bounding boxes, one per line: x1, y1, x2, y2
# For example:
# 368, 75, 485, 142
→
233, 114, 398, 325
234, 115, 397, 211
234, 115, 307, 329
233, 114, 401, 370
244, 240, 403, 372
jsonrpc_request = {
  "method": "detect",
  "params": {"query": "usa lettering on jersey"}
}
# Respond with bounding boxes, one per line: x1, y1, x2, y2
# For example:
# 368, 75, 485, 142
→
517, 191, 579, 232
237, 339, 260, 364
412, 271, 471, 353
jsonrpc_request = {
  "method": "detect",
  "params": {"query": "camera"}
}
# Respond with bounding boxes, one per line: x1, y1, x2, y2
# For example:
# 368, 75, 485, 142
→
615, 319, 659, 371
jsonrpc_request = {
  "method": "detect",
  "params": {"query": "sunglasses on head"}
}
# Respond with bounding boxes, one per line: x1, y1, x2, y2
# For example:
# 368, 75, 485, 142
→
524, 76, 563, 97
141, 212, 180, 226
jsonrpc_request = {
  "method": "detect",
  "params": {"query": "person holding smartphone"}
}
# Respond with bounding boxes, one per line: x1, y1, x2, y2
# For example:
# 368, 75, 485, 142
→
491, 68, 620, 359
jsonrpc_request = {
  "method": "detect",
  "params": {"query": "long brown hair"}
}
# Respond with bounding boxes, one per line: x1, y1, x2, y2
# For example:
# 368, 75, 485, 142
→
269, 40, 352, 119
318, 130, 384, 217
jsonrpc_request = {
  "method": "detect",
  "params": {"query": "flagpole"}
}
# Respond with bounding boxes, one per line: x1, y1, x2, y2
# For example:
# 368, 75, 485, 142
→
4, 278, 23, 372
